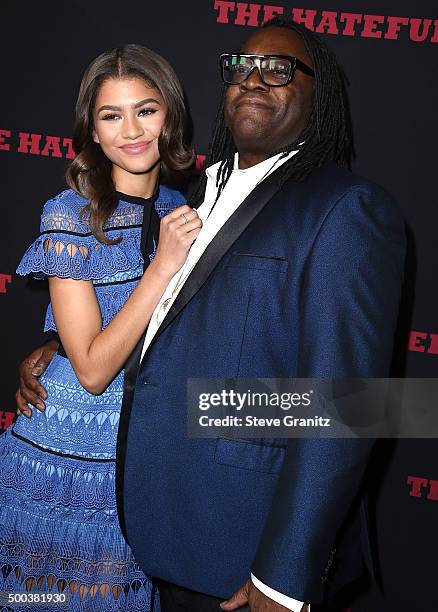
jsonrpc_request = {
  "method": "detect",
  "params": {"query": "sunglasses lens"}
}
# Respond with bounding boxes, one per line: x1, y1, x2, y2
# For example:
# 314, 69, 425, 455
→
221, 55, 253, 84
221, 55, 293, 86
261, 57, 292, 85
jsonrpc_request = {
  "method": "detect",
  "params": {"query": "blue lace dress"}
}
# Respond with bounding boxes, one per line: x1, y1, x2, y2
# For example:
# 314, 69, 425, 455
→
0, 186, 184, 611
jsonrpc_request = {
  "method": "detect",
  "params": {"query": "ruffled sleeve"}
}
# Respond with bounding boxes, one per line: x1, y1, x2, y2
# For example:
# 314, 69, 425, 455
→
16, 190, 143, 281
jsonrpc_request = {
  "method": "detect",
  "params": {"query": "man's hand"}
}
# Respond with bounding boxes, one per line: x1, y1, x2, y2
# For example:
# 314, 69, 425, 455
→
220, 579, 309, 611
15, 340, 58, 417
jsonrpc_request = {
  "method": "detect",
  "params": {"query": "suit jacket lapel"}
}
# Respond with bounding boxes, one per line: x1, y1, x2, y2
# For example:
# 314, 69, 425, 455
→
116, 191, 163, 540
144, 163, 288, 356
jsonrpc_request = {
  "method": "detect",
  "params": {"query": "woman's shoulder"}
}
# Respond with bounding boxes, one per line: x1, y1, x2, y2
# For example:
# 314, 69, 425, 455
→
40, 188, 90, 234
40, 185, 186, 230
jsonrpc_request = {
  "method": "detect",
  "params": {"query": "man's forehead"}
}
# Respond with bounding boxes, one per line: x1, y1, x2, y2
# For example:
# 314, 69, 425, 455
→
240, 27, 312, 65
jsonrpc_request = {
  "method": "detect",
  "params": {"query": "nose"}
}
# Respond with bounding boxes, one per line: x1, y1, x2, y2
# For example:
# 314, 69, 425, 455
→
240, 66, 270, 92
122, 113, 144, 140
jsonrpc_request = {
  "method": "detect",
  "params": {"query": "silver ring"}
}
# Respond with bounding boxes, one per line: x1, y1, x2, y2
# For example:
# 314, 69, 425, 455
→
181, 213, 189, 225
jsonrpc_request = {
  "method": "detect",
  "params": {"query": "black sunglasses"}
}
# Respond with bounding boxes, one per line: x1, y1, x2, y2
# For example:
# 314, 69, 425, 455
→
220, 53, 315, 87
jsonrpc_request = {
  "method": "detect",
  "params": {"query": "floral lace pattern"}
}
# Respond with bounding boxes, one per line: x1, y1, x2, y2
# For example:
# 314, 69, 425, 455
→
16, 187, 185, 333
2, 186, 185, 610
13, 355, 122, 459
0, 430, 158, 611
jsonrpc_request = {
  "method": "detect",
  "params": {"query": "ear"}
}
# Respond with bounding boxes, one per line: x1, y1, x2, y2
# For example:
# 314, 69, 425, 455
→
92, 129, 99, 144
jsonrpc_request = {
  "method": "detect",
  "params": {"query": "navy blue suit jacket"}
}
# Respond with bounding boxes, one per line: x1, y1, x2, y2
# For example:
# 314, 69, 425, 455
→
116, 162, 406, 604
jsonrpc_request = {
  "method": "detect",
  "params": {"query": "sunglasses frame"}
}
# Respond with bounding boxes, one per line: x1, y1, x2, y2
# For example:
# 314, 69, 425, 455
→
219, 53, 315, 87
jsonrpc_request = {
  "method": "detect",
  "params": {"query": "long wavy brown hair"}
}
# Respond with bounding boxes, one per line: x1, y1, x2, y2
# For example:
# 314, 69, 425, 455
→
66, 44, 194, 244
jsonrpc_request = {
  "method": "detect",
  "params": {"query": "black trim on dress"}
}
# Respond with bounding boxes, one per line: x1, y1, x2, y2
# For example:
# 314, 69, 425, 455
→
11, 429, 115, 462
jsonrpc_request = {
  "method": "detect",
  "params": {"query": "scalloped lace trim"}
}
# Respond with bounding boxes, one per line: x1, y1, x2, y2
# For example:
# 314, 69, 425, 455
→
17, 232, 143, 282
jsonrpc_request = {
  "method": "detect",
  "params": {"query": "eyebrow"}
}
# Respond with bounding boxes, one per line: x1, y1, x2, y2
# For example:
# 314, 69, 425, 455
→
96, 98, 161, 113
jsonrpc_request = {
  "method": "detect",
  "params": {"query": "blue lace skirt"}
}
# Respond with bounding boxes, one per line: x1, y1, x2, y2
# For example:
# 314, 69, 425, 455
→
0, 355, 159, 612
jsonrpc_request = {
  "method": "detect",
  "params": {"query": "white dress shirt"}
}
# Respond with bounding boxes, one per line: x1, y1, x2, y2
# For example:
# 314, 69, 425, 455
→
141, 151, 307, 611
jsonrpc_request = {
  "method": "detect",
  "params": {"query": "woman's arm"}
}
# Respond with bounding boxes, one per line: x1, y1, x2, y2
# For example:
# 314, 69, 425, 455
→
49, 204, 201, 394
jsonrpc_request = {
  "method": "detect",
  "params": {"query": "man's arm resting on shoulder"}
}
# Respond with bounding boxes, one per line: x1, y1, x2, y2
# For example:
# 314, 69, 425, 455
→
250, 185, 406, 604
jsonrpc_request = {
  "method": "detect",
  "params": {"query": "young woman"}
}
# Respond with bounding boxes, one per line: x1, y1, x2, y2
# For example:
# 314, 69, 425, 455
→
0, 44, 201, 610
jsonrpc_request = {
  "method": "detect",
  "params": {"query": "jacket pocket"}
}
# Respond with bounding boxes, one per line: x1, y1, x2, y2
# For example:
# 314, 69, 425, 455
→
214, 437, 285, 474
226, 252, 288, 273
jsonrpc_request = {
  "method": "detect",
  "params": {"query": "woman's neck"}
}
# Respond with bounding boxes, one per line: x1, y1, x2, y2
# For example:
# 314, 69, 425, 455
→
112, 163, 160, 199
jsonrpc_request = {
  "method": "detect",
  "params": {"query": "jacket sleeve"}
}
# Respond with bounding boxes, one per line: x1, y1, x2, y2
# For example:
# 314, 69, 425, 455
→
251, 184, 406, 603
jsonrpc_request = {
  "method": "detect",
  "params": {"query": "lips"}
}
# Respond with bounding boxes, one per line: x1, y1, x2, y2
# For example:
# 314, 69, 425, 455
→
119, 141, 152, 155
234, 96, 272, 110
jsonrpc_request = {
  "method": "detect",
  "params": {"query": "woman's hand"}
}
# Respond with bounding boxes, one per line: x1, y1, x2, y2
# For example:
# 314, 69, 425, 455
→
48, 205, 202, 395
152, 204, 202, 278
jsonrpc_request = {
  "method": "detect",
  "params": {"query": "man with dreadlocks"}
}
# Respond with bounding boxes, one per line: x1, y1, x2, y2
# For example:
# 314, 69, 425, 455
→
118, 18, 405, 612
19, 17, 405, 612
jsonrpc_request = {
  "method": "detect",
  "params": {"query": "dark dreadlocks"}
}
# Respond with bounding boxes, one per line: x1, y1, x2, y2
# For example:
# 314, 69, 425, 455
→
189, 17, 353, 207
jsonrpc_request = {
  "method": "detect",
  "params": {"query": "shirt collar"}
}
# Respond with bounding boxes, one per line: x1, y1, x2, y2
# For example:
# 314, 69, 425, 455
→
205, 150, 298, 183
